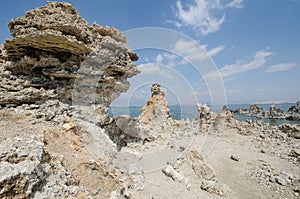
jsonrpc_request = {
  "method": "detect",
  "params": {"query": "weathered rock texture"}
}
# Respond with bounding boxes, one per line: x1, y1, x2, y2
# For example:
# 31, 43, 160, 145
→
0, 2, 141, 198
2, 2, 139, 106
0, 137, 46, 199
198, 104, 212, 122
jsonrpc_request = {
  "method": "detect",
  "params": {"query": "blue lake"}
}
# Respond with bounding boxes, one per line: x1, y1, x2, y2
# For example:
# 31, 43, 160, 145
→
109, 103, 300, 126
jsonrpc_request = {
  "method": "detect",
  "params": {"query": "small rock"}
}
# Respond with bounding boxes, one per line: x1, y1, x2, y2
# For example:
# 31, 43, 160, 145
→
280, 171, 294, 182
260, 149, 266, 153
90, 162, 97, 170
200, 180, 215, 191
290, 149, 300, 157
162, 165, 184, 182
269, 176, 275, 182
275, 176, 286, 186
293, 186, 300, 194
230, 154, 239, 161
259, 134, 265, 139
62, 120, 76, 131
179, 146, 185, 152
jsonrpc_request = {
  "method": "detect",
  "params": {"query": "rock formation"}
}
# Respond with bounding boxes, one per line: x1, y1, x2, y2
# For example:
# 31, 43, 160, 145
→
0, 2, 140, 198
286, 102, 300, 120
138, 83, 171, 125
197, 104, 212, 124
2, 2, 139, 106
197, 103, 213, 132
230, 102, 300, 121
279, 124, 300, 139
240, 104, 266, 117
270, 103, 284, 117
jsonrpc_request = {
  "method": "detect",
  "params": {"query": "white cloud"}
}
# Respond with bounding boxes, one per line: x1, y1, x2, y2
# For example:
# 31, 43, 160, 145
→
165, 19, 182, 28
202, 70, 222, 82
174, 0, 244, 35
225, 0, 244, 8
162, 53, 177, 67
138, 63, 160, 74
207, 45, 226, 57
138, 63, 174, 79
155, 54, 163, 63
147, 40, 224, 67
265, 63, 297, 73
172, 39, 225, 64
220, 50, 272, 78
204, 50, 272, 81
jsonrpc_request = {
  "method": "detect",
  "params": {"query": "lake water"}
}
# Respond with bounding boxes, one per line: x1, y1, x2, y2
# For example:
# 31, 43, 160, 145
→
109, 103, 300, 126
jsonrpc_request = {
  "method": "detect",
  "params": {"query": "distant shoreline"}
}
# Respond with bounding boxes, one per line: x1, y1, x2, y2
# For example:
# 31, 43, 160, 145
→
110, 102, 297, 108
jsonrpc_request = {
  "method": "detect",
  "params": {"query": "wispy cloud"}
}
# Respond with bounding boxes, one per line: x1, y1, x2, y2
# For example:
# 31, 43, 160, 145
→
149, 40, 224, 67
172, 39, 225, 64
204, 50, 272, 81
138, 63, 174, 79
155, 54, 163, 63
225, 0, 244, 8
265, 63, 297, 73
173, 0, 244, 35
220, 50, 272, 78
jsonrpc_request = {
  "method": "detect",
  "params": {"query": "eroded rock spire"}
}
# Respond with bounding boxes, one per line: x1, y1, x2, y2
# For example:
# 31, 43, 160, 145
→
139, 83, 170, 125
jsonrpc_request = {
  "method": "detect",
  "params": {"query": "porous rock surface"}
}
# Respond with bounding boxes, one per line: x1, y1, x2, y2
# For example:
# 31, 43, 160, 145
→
0, 137, 45, 199
2, 1, 139, 106
0, 2, 140, 198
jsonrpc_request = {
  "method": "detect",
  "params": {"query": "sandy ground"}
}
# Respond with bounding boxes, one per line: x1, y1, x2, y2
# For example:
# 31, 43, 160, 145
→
0, 108, 299, 198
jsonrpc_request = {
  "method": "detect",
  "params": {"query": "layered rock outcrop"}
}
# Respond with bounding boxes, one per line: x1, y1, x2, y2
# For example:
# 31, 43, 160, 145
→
0, 2, 140, 198
1, 2, 139, 106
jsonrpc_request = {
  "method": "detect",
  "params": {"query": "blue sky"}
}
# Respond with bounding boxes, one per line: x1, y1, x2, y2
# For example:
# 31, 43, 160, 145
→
0, 0, 299, 105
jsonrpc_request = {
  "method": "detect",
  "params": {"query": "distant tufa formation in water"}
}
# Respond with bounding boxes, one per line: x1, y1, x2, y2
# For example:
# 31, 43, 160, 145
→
228, 102, 300, 121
